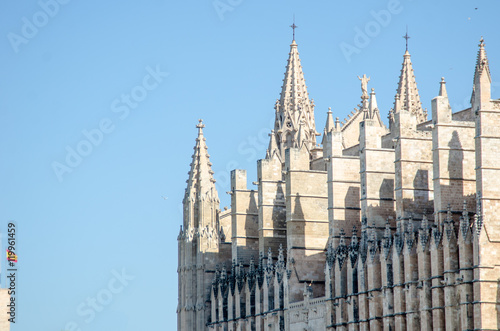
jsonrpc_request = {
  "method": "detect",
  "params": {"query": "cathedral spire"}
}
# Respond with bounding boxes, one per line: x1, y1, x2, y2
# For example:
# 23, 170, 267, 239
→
367, 88, 378, 119
474, 37, 490, 80
439, 77, 448, 97
268, 37, 319, 159
324, 107, 334, 133
393, 48, 427, 123
184, 119, 219, 204
471, 37, 491, 107
266, 129, 279, 159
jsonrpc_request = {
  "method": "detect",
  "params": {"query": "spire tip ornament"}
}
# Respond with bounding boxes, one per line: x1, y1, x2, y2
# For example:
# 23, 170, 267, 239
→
196, 119, 205, 129
290, 16, 298, 41
403, 25, 410, 51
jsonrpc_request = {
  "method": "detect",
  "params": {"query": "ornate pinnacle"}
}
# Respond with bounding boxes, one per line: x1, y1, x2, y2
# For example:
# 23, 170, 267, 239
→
383, 220, 392, 259
384, 220, 391, 239
349, 226, 360, 268
266, 248, 274, 274
256, 252, 265, 287
337, 229, 347, 270
277, 244, 285, 270
395, 221, 404, 255
405, 218, 415, 250
420, 215, 429, 250
460, 200, 470, 240
237, 261, 245, 291
444, 204, 456, 241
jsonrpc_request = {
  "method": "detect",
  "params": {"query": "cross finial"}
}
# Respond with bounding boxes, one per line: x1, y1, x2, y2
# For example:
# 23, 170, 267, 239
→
403, 26, 410, 51
290, 16, 298, 41
196, 119, 205, 129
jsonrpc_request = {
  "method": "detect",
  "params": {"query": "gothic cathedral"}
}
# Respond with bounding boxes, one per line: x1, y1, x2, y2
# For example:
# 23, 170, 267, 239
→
177, 35, 500, 330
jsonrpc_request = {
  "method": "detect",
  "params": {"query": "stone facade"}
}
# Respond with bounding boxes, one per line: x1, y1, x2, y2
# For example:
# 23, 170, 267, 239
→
177, 37, 500, 330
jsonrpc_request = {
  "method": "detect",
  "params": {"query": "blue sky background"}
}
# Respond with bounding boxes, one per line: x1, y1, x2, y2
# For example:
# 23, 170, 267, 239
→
0, 0, 498, 330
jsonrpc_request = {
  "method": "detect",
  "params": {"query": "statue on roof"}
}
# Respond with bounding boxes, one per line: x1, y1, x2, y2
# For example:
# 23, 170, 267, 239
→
358, 74, 370, 99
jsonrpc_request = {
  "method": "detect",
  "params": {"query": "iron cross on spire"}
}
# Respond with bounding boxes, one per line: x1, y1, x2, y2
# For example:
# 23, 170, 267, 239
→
403, 26, 410, 51
290, 17, 298, 41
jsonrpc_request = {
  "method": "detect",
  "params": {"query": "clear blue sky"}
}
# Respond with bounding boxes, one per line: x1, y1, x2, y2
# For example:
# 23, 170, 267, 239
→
0, 0, 498, 330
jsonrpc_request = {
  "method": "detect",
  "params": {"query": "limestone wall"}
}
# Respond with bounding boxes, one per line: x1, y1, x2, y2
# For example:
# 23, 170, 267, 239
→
285, 147, 329, 303
257, 156, 287, 256
230, 170, 259, 262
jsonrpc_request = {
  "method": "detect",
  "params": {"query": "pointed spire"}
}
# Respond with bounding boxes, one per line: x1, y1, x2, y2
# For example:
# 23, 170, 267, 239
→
439, 77, 448, 97
177, 225, 184, 241
367, 88, 378, 119
474, 37, 490, 80
266, 129, 279, 159
325, 107, 334, 133
185, 120, 219, 203
270, 38, 319, 159
321, 108, 335, 153
394, 95, 401, 112
471, 37, 492, 106
393, 48, 426, 123
334, 117, 341, 131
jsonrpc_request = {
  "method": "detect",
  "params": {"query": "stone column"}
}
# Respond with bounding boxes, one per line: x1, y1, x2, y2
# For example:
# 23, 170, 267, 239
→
335, 235, 348, 331
392, 226, 406, 331
357, 256, 369, 331
417, 218, 433, 331
430, 223, 445, 331
347, 250, 359, 331
255, 282, 263, 331
457, 206, 474, 331
367, 237, 382, 331
442, 212, 459, 331
403, 222, 420, 331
